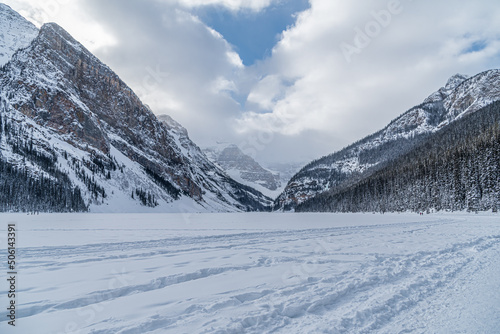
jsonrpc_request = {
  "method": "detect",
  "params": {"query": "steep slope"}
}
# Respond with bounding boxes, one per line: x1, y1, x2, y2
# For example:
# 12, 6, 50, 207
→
276, 70, 500, 210
0, 3, 38, 66
203, 142, 281, 197
297, 101, 500, 213
0, 8, 272, 212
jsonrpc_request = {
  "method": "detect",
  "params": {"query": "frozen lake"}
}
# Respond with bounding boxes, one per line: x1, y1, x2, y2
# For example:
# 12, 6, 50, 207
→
1, 212, 499, 333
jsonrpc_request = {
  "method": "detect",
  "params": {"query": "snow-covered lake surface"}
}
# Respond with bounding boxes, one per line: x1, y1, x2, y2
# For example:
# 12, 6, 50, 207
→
1, 212, 499, 333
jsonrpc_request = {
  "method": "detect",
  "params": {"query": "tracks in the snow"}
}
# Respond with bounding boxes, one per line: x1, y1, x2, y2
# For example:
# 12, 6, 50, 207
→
9, 217, 500, 334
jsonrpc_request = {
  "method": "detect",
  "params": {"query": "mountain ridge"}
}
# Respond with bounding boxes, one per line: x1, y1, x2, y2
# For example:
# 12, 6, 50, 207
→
276, 69, 500, 210
296, 100, 500, 213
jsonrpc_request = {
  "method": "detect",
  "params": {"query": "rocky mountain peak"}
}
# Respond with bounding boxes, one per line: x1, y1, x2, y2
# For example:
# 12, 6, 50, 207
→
423, 73, 469, 104
203, 144, 281, 195
157, 114, 189, 136
444, 73, 469, 91
443, 69, 500, 123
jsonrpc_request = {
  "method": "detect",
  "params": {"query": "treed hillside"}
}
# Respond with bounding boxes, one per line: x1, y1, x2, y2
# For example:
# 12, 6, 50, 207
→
0, 112, 89, 212
277, 131, 430, 211
297, 101, 500, 213
276, 70, 500, 211
0, 158, 88, 212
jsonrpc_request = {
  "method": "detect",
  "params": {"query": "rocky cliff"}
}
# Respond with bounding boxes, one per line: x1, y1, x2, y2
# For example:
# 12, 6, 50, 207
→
0, 4, 272, 212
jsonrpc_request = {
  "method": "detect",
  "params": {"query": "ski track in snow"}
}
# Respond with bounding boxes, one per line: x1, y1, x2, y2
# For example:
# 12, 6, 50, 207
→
0, 213, 499, 334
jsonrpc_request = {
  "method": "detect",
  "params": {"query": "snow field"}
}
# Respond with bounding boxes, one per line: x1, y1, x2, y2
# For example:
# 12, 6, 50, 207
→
0, 212, 499, 333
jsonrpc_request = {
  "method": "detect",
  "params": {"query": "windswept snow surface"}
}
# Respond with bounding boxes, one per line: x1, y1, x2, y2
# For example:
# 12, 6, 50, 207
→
1, 213, 499, 333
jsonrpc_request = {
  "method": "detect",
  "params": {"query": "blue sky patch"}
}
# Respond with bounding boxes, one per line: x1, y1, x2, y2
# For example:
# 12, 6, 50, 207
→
194, 0, 310, 66
463, 40, 488, 54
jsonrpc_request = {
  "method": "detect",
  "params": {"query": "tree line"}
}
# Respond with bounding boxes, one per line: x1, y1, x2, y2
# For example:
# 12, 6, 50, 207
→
297, 101, 500, 213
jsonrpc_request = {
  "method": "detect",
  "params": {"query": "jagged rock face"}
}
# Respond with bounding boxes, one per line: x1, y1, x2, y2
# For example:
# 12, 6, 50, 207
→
204, 144, 280, 192
0, 7, 272, 212
444, 70, 500, 123
276, 70, 500, 210
423, 73, 469, 104
3, 23, 195, 194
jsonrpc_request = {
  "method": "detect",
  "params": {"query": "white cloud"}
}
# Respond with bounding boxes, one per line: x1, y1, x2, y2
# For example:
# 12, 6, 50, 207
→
2, 0, 117, 52
235, 0, 500, 162
246, 75, 284, 110
3, 0, 500, 164
226, 50, 244, 68
211, 76, 237, 95
176, 0, 274, 12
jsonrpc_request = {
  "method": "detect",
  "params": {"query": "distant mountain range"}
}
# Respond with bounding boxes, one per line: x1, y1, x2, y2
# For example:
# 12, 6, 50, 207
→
203, 143, 283, 197
0, 4, 272, 212
276, 70, 500, 212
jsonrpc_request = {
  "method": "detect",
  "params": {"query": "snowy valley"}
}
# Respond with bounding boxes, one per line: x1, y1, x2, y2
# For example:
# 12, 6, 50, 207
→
1, 2, 500, 334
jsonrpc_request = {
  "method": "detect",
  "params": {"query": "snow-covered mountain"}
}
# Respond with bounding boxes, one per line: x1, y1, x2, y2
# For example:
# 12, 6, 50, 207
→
203, 142, 281, 197
0, 4, 272, 212
0, 4, 38, 66
297, 100, 500, 213
276, 70, 500, 210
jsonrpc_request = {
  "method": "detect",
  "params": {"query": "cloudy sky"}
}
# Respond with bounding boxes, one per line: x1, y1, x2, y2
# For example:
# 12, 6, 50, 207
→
4, 0, 500, 165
